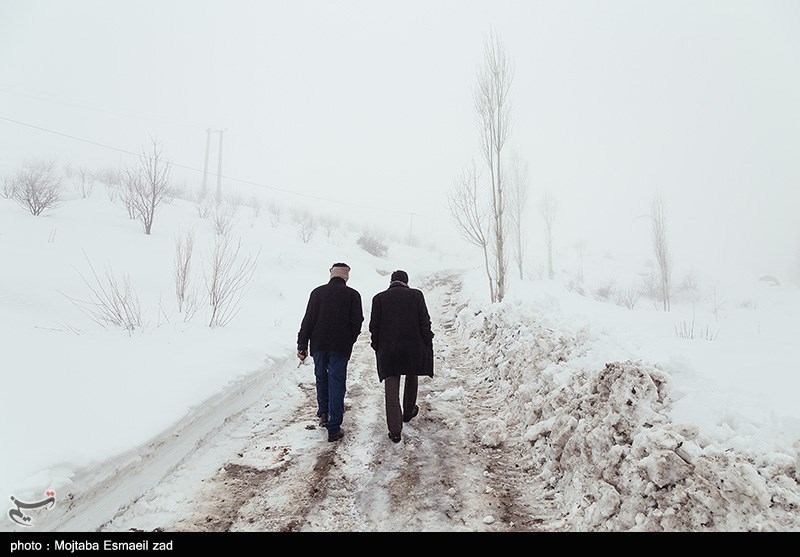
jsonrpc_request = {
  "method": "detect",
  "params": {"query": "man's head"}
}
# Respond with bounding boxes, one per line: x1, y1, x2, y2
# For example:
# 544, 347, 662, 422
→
330, 262, 351, 282
390, 270, 408, 284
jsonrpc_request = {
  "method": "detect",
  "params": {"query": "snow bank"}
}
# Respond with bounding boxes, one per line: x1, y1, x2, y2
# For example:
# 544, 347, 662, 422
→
446, 278, 800, 531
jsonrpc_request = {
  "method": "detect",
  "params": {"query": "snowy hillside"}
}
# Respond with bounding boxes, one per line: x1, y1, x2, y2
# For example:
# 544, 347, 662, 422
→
2, 182, 799, 532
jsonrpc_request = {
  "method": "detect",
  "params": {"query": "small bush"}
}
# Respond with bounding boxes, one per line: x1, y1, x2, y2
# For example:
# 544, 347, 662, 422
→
592, 279, 616, 302
211, 203, 237, 236
63, 255, 144, 334
204, 234, 260, 328
12, 160, 63, 215
357, 231, 388, 258
1, 176, 17, 199
292, 211, 316, 244
614, 283, 641, 309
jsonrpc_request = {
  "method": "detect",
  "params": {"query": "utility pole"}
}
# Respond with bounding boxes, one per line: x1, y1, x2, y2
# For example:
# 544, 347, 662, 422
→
202, 128, 225, 204
201, 128, 211, 200
216, 129, 225, 205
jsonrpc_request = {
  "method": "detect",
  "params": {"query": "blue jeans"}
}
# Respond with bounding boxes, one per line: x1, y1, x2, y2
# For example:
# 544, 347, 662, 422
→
312, 351, 349, 433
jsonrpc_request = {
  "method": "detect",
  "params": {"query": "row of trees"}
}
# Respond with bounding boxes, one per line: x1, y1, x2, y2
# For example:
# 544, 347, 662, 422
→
448, 30, 515, 304
447, 30, 559, 304
2, 139, 172, 236
448, 29, 674, 311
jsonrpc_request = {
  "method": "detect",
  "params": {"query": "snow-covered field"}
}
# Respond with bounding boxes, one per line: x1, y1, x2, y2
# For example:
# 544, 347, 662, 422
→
2, 185, 799, 532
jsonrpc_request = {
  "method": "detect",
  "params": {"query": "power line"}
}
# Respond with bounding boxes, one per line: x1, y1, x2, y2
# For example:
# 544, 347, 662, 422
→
0, 85, 207, 131
0, 114, 418, 217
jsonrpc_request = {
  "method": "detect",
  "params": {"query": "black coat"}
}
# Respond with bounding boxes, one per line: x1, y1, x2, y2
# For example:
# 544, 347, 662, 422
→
369, 282, 434, 381
297, 277, 363, 358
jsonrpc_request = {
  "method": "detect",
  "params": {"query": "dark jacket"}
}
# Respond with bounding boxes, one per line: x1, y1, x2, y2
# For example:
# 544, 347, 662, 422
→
369, 281, 434, 381
297, 277, 363, 358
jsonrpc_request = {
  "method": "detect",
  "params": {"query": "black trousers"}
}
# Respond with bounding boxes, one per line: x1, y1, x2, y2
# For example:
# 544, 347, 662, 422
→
383, 374, 418, 435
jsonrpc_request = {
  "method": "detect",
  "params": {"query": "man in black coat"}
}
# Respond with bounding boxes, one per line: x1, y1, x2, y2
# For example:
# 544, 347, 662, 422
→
369, 270, 434, 443
297, 262, 364, 442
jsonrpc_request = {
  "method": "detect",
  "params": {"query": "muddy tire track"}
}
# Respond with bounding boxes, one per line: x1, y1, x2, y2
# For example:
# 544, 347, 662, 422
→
104, 272, 566, 532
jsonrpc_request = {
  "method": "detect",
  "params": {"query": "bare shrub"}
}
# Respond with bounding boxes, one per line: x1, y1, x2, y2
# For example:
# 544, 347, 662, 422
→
222, 192, 240, 208
12, 160, 63, 215
175, 229, 195, 314
357, 230, 388, 257
738, 298, 757, 310
171, 179, 190, 202
62, 255, 144, 334
1, 176, 17, 199
204, 234, 260, 328
565, 273, 586, 296
268, 201, 282, 227
710, 284, 726, 322
319, 215, 338, 238
614, 283, 641, 309
640, 267, 660, 301
677, 270, 701, 303
675, 316, 719, 341
124, 139, 173, 234
97, 167, 122, 202
76, 167, 96, 199
196, 197, 213, 219
211, 203, 237, 236
121, 173, 139, 219
248, 196, 261, 228
292, 210, 316, 243
593, 279, 616, 302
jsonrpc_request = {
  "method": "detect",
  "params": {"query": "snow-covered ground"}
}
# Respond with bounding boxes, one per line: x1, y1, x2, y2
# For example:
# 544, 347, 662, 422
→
1, 185, 799, 532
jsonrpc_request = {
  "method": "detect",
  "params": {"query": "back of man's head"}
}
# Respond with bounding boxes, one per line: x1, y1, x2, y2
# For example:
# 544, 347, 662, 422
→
330, 262, 351, 282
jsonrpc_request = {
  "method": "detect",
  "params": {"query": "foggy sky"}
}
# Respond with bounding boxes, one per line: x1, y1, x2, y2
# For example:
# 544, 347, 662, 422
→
2, 0, 799, 284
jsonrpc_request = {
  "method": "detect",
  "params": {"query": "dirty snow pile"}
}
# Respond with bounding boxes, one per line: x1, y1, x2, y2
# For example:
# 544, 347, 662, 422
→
444, 273, 800, 532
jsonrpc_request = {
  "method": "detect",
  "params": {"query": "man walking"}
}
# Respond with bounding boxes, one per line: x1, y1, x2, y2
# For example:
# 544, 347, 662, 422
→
369, 270, 434, 443
297, 262, 364, 442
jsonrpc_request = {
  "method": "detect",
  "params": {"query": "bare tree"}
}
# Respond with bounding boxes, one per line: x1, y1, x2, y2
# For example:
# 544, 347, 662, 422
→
125, 139, 172, 235
448, 161, 495, 301
76, 167, 96, 199
651, 193, 671, 311
204, 234, 261, 328
175, 229, 195, 314
12, 159, 63, 216
474, 28, 514, 302
507, 152, 529, 280
540, 191, 557, 280
1, 176, 17, 199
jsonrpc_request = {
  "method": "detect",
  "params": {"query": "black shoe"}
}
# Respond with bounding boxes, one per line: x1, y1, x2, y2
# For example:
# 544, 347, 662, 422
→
388, 432, 401, 443
403, 405, 419, 423
328, 428, 344, 442
319, 413, 328, 427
